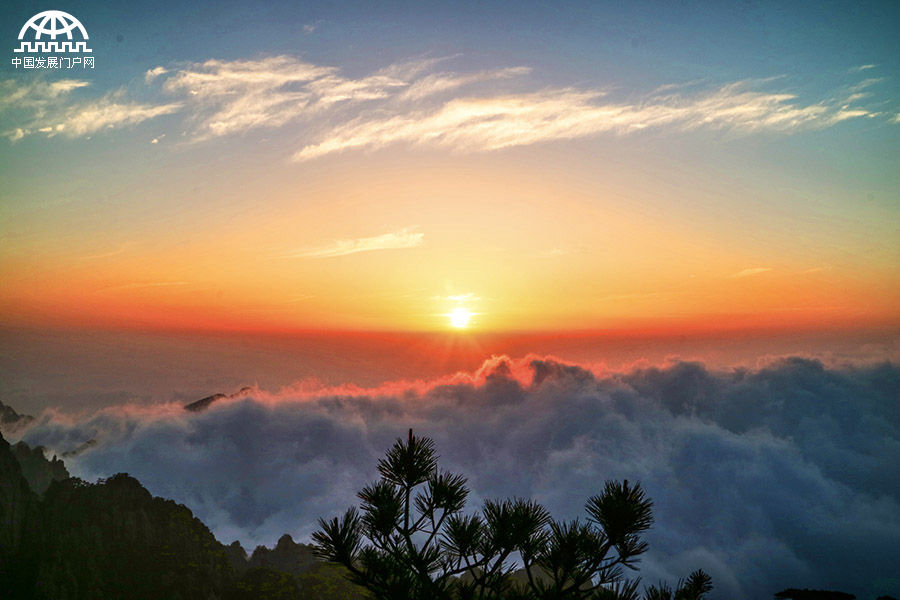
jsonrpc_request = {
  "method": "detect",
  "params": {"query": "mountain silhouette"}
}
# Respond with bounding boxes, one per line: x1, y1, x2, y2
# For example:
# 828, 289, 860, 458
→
0, 400, 33, 435
184, 387, 255, 412
10, 440, 68, 494
0, 429, 365, 599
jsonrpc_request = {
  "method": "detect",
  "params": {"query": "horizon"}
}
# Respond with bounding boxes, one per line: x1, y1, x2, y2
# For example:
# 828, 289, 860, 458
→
3, 323, 897, 417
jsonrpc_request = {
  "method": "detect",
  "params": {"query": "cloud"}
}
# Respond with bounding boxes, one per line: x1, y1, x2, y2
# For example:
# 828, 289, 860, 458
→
148, 55, 482, 141
3, 57, 894, 150
292, 79, 881, 161
149, 56, 885, 157
53, 97, 182, 137
145, 66, 169, 83
1, 79, 93, 140
727, 267, 773, 279
397, 66, 531, 101
302, 21, 322, 34
1, 82, 181, 140
847, 77, 885, 94
13, 355, 900, 599
0, 78, 90, 109
287, 227, 424, 258
158, 55, 394, 140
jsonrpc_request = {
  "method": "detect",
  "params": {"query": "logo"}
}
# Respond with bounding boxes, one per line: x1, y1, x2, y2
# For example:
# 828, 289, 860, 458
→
15, 10, 92, 53
10, 10, 95, 70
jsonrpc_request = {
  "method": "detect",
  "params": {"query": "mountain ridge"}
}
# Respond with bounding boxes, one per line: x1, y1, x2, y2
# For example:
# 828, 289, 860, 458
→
0, 427, 366, 599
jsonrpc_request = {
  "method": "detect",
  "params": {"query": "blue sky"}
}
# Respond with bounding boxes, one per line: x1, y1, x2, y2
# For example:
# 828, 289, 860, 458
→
4, 2, 899, 80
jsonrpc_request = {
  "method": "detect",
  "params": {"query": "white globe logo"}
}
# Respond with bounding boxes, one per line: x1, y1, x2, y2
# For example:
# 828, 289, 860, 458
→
18, 10, 89, 41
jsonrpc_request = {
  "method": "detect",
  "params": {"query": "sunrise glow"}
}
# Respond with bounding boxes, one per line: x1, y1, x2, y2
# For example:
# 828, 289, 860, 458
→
449, 308, 473, 329
0, 14, 897, 336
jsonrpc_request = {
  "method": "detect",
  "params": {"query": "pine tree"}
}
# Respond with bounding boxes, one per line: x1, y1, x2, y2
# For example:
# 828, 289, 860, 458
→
313, 430, 711, 600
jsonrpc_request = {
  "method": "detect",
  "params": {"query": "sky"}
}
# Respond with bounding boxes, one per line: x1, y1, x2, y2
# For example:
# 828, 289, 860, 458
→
1, 0, 898, 334
2, 3, 900, 598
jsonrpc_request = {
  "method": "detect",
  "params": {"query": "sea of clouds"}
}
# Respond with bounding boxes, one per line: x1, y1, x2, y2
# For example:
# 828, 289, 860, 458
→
16, 355, 900, 599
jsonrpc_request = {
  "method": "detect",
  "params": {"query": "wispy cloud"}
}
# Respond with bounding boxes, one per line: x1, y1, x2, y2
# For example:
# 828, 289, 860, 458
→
728, 267, 773, 279
150, 55, 480, 141
3, 55, 894, 149
293, 79, 883, 161
288, 227, 424, 258
0, 78, 89, 109
2, 82, 181, 140
847, 77, 885, 93
144, 66, 168, 83
55, 96, 182, 137
397, 66, 531, 101
158, 55, 408, 140
2, 79, 89, 140
302, 21, 322, 34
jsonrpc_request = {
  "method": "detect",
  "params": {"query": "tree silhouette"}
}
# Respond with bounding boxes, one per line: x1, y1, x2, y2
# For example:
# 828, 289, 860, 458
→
313, 430, 711, 600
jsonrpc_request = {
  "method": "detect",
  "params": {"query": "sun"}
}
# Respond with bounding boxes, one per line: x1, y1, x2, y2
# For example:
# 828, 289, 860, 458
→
449, 307, 472, 329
